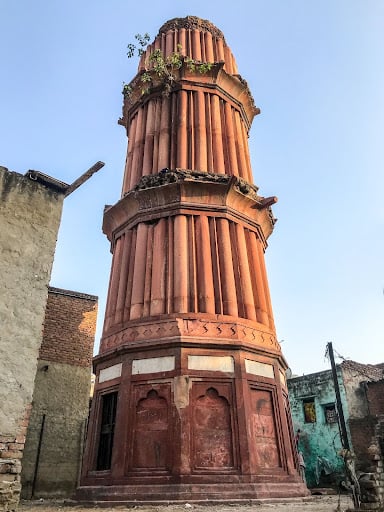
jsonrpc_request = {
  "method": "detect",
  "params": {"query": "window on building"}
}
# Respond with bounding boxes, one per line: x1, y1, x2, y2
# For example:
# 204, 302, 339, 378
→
303, 398, 316, 423
96, 391, 118, 470
324, 403, 338, 424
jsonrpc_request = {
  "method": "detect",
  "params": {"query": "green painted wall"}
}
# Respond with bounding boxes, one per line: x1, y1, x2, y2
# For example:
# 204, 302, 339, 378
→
288, 368, 349, 488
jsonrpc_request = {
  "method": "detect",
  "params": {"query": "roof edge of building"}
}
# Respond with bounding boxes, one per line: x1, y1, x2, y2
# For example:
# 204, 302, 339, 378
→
25, 170, 69, 193
48, 286, 98, 302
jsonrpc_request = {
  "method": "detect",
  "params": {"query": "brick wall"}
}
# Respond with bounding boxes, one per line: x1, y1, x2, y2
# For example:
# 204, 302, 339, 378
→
39, 287, 97, 368
348, 381, 384, 508
0, 406, 30, 512
349, 417, 377, 471
366, 380, 384, 417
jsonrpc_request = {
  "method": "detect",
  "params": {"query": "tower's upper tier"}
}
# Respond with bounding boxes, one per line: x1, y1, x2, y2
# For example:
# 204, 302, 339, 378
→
120, 16, 260, 193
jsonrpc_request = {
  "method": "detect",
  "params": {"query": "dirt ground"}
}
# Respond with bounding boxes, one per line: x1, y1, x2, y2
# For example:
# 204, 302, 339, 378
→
19, 494, 357, 512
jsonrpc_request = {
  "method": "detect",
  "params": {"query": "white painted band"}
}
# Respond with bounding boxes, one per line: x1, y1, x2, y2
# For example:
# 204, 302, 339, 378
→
132, 356, 175, 375
245, 359, 274, 379
99, 363, 122, 383
188, 355, 234, 372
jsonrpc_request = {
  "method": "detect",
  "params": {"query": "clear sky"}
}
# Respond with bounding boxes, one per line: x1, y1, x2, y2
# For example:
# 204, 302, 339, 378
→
1, 0, 383, 375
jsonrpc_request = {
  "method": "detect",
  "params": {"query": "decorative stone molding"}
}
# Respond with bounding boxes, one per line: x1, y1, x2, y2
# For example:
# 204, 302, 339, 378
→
132, 168, 231, 191
104, 173, 277, 252
100, 316, 281, 354
131, 169, 276, 212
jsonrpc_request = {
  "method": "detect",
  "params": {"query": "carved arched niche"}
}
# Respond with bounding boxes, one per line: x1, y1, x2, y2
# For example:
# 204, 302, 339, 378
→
132, 388, 170, 470
249, 387, 281, 469
192, 387, 234, 470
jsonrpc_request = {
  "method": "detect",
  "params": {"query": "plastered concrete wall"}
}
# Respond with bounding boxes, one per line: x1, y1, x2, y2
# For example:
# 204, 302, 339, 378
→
288, 369, 348, 488
21, 289, 97, 498
341, 362, 383, 419
0, 167, 64, 511
342, 371, 369, 419
0, 168, 64, 435
21, 361, 92, 498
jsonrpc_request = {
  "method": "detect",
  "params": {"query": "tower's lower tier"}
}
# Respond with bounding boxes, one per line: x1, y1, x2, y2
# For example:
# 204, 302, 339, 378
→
77, 317, 308, 502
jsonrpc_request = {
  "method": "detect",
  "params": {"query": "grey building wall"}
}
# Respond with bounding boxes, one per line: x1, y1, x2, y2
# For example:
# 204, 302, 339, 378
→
340, 360, 383, 419
21, 362, 92, 498
0, 167, 64, 511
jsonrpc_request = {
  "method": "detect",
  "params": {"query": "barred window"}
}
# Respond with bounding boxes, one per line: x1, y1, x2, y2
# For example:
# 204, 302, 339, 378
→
324, 404, 338, 424
96, 391, 118, 470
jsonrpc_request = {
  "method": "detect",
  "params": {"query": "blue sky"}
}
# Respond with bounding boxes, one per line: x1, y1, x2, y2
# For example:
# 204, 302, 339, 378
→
1, 0, 383, 374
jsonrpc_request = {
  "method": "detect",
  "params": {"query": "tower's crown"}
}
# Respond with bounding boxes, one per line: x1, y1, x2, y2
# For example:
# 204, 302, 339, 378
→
158, 16, 226, 42
138, 15, 238, 76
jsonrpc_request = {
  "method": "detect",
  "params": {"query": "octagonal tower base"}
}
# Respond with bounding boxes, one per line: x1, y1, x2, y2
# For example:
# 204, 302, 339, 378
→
76, 315, 307, 503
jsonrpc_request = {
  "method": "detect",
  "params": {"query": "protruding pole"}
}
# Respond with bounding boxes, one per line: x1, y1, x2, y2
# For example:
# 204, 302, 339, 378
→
64, 161, 105, 197
31, 414, 46, 499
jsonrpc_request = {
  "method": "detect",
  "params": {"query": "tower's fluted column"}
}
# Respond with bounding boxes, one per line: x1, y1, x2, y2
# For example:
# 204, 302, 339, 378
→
130, 223, 149, 319
173, 215, 189, 313
216, 218, 238, 317
196, 215, 215, 314
150, 218, 167, 316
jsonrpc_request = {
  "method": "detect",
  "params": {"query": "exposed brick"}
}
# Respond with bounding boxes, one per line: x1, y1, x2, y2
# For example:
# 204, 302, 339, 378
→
0, 439, 14, 445
38, 289, 97, 368
16, 428, 26, 438
0, 452, 22, 460
349, 417, 377, 470
366, 381, 384, 416
0, 475, 17, 483
6, 445, 23, 452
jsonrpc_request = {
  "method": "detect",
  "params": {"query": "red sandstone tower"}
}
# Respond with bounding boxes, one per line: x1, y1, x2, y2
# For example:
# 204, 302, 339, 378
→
78, 16, 308, 502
